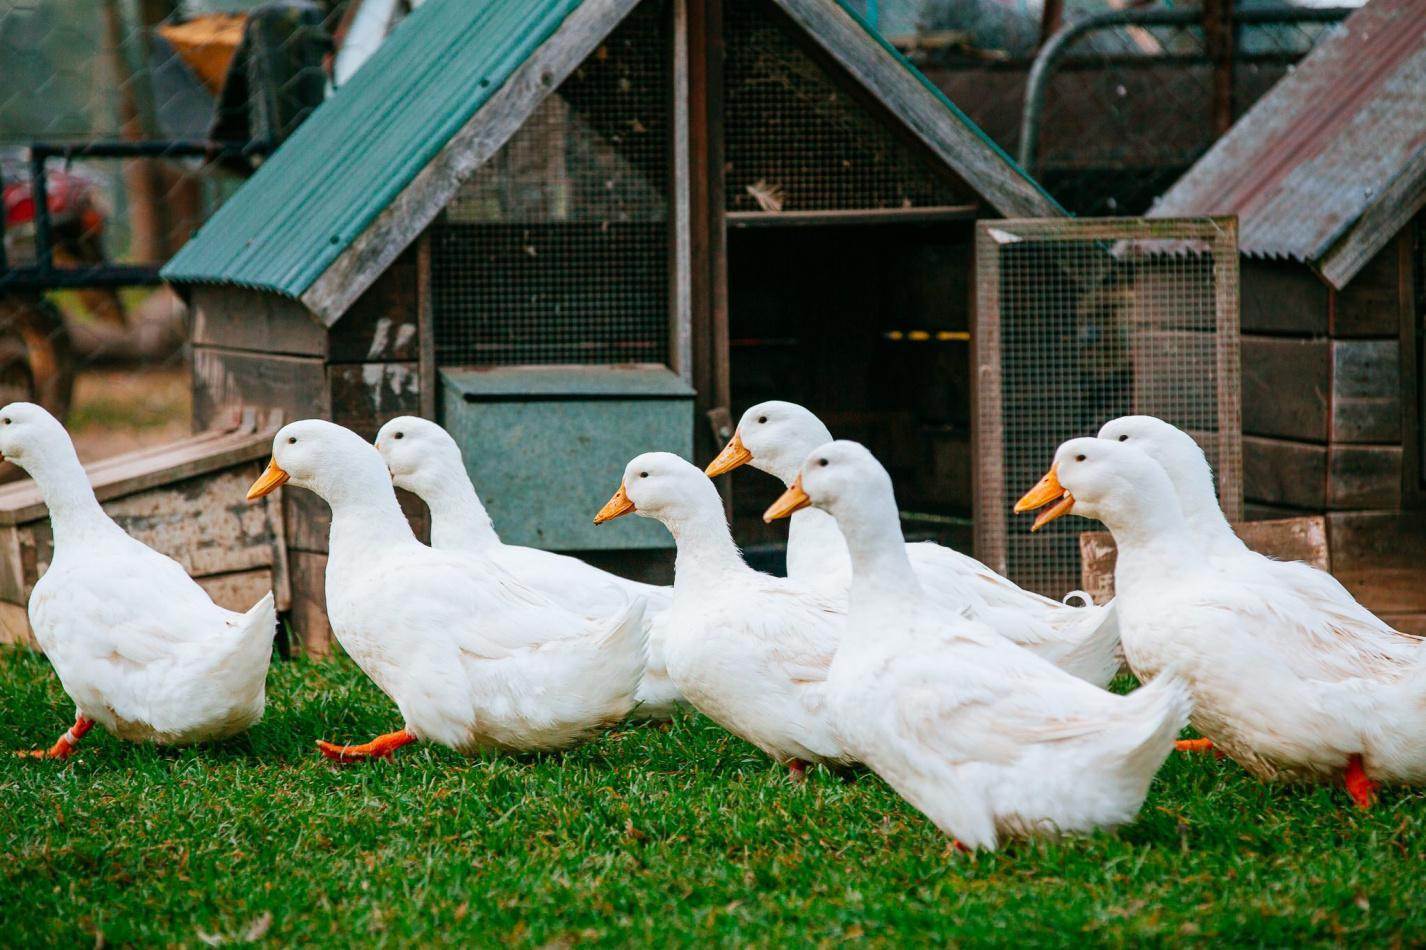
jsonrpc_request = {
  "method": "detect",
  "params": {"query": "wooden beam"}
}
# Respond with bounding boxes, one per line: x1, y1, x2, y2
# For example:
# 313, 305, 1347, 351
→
301, 0, 646, 325
725, 205, 979, 228
670, 0, 694, 385
1319, 148, 1426, 291
416, 231, 438, 420
770, 0, 1059, 220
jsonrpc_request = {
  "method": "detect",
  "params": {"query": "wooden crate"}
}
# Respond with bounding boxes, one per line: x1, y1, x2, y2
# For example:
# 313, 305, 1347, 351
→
0, 413, 288, 647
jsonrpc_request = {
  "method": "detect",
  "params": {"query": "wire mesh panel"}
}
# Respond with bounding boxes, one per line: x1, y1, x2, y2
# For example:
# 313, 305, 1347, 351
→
722, 1, 964, 213
432, 0, 670, 368
974, 216, 1240, 598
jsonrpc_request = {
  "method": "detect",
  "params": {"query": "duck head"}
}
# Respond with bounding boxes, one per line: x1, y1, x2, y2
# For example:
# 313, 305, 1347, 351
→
704, 400, 833, 486
595, 451, 722, 529
1097, 415, 1221, 525
764, 439, 896, 525
1016, 436, 1182, 536
0, 402, 72, 472
375, 416, 465, 496
248, 419, 387, 504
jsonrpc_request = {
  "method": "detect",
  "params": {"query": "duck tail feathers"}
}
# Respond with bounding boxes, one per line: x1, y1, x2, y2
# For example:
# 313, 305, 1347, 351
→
1121, 671, 1193, 773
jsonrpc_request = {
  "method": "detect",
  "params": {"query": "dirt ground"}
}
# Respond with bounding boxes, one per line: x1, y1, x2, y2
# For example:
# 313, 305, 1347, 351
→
66, 364, 191, 462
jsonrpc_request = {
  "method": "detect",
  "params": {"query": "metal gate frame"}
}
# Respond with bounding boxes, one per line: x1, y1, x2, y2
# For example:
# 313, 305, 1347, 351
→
972, 215, 1240, 588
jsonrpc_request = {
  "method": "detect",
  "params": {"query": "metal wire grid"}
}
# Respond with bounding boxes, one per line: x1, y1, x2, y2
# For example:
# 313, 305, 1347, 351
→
974, 217, 1240, 598
722, 2, 963, 213
432, 0, 670, 368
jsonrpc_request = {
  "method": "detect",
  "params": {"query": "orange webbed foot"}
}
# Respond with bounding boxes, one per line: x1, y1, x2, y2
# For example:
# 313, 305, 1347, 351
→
1345, 754, 1379, 810
316, 729, 416, 763
1175, 738, 1215, 754
16, 716, 92, 760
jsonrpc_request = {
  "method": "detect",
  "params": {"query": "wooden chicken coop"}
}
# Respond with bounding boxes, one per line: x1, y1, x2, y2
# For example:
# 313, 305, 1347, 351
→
1151, 0, 1426, 632
161, 0, 1063, 651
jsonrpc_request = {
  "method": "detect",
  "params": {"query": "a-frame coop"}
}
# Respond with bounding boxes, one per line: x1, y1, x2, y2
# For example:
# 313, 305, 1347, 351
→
163, 0, 1061, 651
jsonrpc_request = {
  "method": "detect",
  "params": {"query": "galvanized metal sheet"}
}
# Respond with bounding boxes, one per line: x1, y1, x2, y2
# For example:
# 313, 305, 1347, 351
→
1152, 0, 1426, 283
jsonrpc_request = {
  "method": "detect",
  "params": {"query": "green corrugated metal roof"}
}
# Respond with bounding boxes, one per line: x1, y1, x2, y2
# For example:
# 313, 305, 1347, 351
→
162, 0, 584, 298
164, 0, 1060, 303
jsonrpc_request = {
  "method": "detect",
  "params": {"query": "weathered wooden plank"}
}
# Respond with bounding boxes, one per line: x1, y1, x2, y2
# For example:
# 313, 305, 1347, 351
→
301, 0, 646, 324
1332, 240, 1402, 337
0, 424, 275, 526
1331, 339, 1400, 444
416, 232, 438, 420
1243, 435, 1326, 509
773, 0, 1057, 219
1080, 515, 1329, 599
193, 347, 328, 433
190, 286, 328, 357
0, 601, 35, 647
1328, 508, 1426, 615
1327, 444, 1401, 510
0, 524, 25, 603
1381, 613, 1426, 636
287, 550, 332, 657
20, 466, 281, 592
1239, 258, 1327, 335
1240, 335, 1328, 442
327, 247, 420, 363
196, 568, 275, 614
284, 488, 331, 553
328, 362, 422, 440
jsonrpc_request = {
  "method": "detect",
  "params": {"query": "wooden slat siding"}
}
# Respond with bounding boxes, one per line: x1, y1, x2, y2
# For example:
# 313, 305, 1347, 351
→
1240, 336, 1329, 442
196, 568, 275, 614
1243, 435, 1326, 509
192, 347, 328, 434
327, 247, 420, 363
0, 525, 24, 603
1331, 339, 1400, 444
327, 362, 422, 440
0, 602, 34, 647
0, 426, 275, 526
1327, 444, 1402, 509
1327, 509, 1426, 617
286, 550, 332, 656
1331, 241, 1402, 337
16, 465, 281, 598
190, 286, 328, 357
1239, 258, 1328, 335
284, 490, 331, 553
772, 0, 1057, 220
1079, 516, 1329, 602
300, 0, 646, 325
1397, 226, 1424, 509
1383, 614, 1426, 636
1244, 501, 1318, 521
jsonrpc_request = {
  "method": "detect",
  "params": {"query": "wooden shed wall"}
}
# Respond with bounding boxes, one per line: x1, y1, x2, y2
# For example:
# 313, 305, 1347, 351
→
1238, 231, 1426, 632
189, 244, 430, 654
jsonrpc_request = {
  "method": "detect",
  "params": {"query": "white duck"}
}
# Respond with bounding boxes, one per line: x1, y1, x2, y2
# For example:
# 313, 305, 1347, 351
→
769, 440, 1189, 851
707, 400, 1119, 686
3, 402, 276, 757
374, 416, 681, 719
248, 419, 646, 760
1018, 436, 1426, 808
593, 452, 849, 778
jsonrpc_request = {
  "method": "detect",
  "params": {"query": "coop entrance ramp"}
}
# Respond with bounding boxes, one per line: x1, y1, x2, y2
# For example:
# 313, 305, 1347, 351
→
974, 216, 1240, 599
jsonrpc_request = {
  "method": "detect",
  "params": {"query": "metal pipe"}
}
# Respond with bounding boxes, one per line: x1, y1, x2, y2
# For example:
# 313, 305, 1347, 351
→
28, 150, 51, 275
1017, 5, 1355, 174
0, 265, 165, 290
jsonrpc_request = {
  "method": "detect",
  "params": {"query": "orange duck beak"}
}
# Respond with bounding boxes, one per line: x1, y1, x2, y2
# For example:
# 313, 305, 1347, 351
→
1014, 463, 1075, 532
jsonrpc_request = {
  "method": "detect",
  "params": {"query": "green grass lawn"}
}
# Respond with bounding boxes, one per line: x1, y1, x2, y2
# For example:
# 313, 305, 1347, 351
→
2, 647, 1423, 947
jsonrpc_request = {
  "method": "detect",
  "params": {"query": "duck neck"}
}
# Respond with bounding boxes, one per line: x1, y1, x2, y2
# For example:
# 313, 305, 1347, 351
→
1177, 476, 1242, 550
323, 469, 418, 555
836, 493, 922, 615
668, 503, 746, 591
1096, 498, 1196, 587
25, 439, 111, 546
419, 472, 499, 550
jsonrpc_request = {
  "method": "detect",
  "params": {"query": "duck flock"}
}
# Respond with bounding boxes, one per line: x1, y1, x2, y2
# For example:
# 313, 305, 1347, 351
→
5, 398, 1424, 852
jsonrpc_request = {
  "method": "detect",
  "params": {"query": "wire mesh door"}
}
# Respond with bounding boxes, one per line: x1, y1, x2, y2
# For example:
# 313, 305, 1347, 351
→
431, 0, 670, 368
974, 216, 1240, 598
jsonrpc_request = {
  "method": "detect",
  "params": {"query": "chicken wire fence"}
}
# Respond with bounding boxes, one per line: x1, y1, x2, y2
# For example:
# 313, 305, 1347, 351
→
0, 0, 331, 467
432, 0, 670, 368
974, 216, 1240, 599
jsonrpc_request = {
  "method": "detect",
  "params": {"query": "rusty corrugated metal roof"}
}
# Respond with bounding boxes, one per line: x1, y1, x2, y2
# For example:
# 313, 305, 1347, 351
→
1152, 0, 1426, 288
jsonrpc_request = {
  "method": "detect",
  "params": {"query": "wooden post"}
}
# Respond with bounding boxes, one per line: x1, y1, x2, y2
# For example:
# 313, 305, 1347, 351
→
417, 231, 438, 421
1038, 0, 1064, 48
1202, 0, 1235, 135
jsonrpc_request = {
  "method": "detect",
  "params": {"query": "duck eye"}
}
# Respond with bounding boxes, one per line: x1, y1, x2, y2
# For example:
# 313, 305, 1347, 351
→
757, 416, 767, 424
287, 436, 297, 445
2, 418, 9, 425
394, 432, 404, 440
1075, 454, 1086, 462
1118, 435, 1128, 442
639, 472, 648, 478
818, 458, 829, 467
